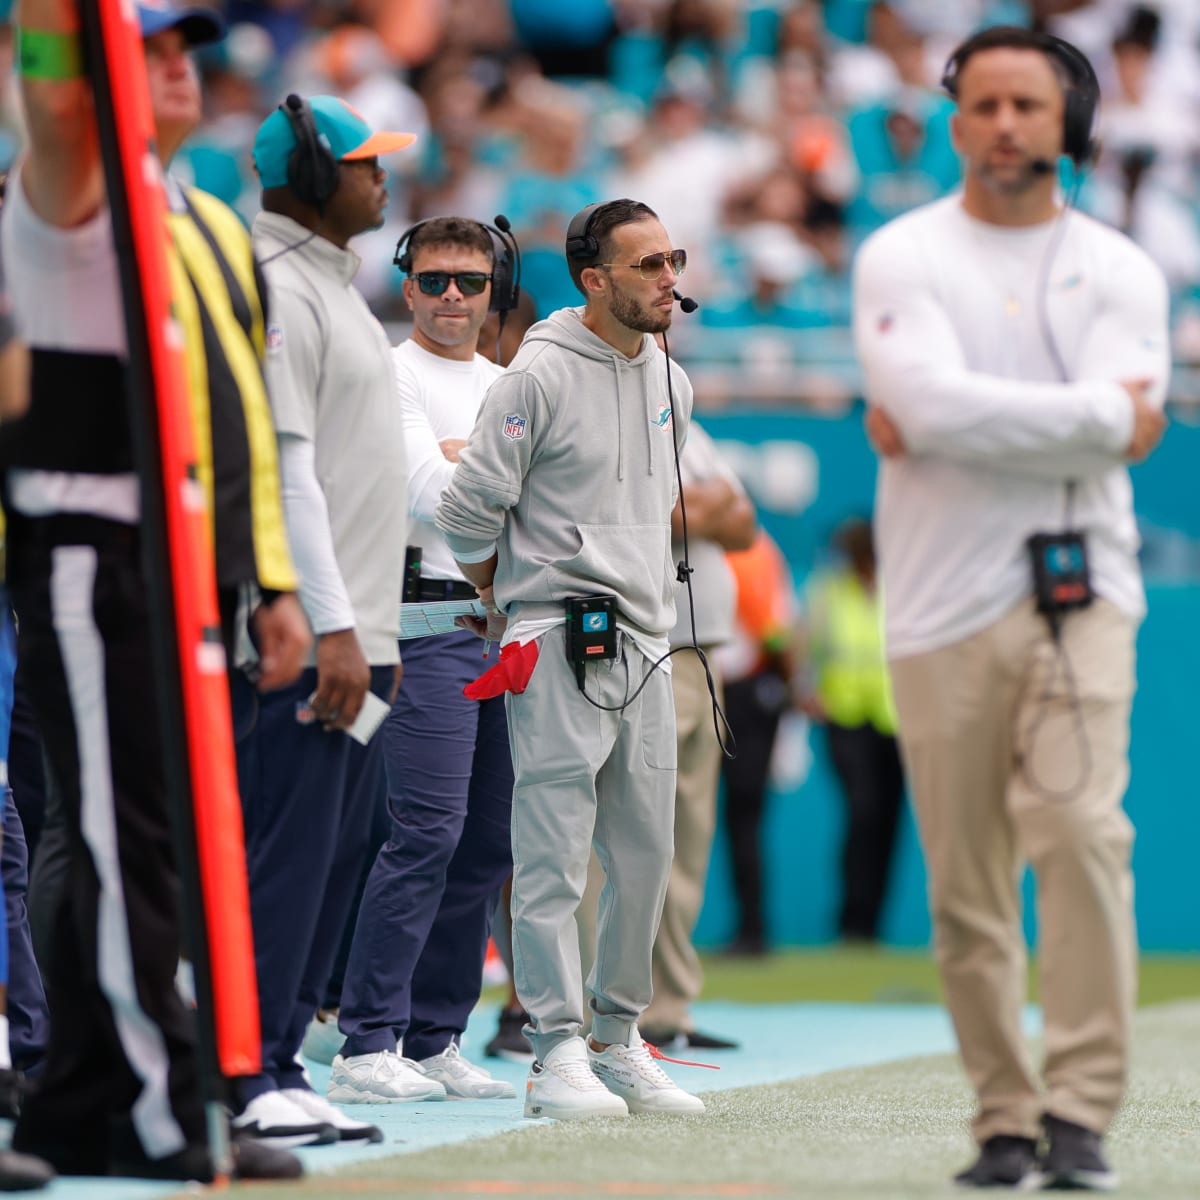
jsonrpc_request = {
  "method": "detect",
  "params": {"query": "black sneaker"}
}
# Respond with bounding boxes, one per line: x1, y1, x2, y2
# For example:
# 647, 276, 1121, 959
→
485, 1007, 535, 1063
0, 1148, 54, 1191
953, 1135, 1043, 1189
1041, 1114, 1118, 1191
0, 1069, 24, 1122
230, 1133, 304, 1181
109, 1133, 303, 1183
640, 1027, 740, 1051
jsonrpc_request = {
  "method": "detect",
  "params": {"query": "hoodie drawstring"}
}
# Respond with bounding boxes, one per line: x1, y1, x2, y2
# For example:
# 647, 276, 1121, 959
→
613, 360, 625, 482
646, 358, 656, 477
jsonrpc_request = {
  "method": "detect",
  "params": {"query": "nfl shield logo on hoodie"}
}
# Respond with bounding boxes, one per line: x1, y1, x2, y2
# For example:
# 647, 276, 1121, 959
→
503, 413, 527, 440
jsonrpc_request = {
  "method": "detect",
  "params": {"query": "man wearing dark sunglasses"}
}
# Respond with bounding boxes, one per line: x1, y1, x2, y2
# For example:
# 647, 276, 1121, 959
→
326, 217, 516, 1107
436, 198, 705, 1121
409, 269, 493, 296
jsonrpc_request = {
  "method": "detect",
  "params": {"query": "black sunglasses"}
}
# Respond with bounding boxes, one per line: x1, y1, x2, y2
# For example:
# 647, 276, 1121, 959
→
408, 271, 493, 296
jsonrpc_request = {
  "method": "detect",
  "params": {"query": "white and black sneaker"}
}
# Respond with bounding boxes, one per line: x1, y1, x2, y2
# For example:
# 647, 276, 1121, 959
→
953, 1135, 1043, 1190
586, 1031, 705, 1115
279, 1087, 384, 1143
1041, 1114, 1118, 1191
232, 1090, 338, 1148
524, 1037, 628, 1120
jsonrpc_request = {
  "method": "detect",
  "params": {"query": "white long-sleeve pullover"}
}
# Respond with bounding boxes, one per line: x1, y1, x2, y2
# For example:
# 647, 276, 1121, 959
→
853, 195, 1170, 660
394, 339, 503, 581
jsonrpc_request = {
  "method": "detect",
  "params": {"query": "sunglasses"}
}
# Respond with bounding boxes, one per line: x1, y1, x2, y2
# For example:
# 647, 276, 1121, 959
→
597, 249, 687, 280
409, 271, 493, 296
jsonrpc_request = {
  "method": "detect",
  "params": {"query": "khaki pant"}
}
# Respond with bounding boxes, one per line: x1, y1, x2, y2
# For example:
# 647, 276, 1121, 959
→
889, 598, 1137, 1143
641, 650, 724, 1032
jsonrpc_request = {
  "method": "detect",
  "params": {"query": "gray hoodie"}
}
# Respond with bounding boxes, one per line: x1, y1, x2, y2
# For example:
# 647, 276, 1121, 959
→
435, 306, 693, 637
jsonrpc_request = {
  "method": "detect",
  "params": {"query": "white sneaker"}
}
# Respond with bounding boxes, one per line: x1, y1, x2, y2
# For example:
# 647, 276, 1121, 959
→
587, 1031, 706, 1114
418, 1043, 516, 1100
524, 1037, 629, 1120
231, 1090, 339, 1147
301, 1010, 346, 1066
327, 1051, 447, 1104
279, 1087, 384, 1143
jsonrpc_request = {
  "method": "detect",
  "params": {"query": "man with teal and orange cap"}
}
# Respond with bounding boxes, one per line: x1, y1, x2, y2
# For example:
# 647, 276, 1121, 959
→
228, 93, 420, 1141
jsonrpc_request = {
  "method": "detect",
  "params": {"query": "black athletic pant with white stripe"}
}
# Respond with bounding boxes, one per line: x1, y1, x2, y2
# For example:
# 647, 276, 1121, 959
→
6, 513, 205, 1172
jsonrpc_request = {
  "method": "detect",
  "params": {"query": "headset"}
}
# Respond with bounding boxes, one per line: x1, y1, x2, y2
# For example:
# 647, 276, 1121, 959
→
565, 202, 604, 261
940, 30, 1100, 170
393, 215, 521, 315
567, 201, 698, 310
280, 93, 340, 211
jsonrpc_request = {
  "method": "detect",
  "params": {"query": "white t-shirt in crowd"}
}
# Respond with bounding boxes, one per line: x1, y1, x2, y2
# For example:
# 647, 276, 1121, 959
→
853, 193, 1170, 660
393, 338, 503, 583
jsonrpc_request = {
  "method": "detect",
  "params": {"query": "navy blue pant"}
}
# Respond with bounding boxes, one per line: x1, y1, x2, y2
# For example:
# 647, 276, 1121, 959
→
339, 631, 513, 1061
0, 593, 49, 1075
232, 664, 392, 1100
9, 666, 47, 866
3, 789, 48, 1074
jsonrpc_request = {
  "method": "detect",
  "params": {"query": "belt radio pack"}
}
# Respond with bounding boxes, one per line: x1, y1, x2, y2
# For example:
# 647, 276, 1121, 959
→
403, 545, 422, 604
565, 595, 617, 687
1027, 530, 1093, 631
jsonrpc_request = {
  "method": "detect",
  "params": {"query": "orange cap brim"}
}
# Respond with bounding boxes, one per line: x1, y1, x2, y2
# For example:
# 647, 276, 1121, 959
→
342, 131, 418, 160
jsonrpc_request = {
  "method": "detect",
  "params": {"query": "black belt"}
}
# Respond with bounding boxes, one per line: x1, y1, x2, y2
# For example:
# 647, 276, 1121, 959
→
414, 578, 479, 602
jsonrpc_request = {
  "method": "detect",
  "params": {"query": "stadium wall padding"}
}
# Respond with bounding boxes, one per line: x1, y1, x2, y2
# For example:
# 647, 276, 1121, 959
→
693, 409, 1200, 952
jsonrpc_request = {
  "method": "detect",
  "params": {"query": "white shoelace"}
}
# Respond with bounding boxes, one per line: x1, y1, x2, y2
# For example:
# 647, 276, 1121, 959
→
432, 1044, 481, 1078
549, 1052, 606, 1091
370, 1051, 427, 1081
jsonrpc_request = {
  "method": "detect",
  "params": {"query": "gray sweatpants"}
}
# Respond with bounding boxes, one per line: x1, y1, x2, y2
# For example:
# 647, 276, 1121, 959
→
506, 625, 676, 1062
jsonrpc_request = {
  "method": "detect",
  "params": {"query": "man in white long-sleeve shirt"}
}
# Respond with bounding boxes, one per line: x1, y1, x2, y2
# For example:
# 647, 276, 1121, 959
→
853, 26, 1168, 1193
228, 93, 415, 1146
327, 217, 516, 1106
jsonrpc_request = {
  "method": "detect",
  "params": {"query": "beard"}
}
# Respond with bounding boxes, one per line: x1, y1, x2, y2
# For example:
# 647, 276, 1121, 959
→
609, 280, 672, 334
976, 157, 1043, 196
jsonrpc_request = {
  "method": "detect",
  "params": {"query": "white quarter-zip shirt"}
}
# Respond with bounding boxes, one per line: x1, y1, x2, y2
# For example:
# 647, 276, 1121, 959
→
853, 194, 1170, 660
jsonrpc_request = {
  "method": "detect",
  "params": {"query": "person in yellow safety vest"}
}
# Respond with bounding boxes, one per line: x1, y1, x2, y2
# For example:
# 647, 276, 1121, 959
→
799, 516, 905, 943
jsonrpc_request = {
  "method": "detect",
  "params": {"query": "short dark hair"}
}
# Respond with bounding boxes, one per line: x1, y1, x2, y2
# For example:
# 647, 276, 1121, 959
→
941, 25, 1074, 99
403, 216, 494, 270
833, 516, 876, 575
566, 199, 658, 297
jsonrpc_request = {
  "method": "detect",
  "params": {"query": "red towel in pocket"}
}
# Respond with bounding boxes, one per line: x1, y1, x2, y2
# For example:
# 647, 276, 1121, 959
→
463, 639, 540, 700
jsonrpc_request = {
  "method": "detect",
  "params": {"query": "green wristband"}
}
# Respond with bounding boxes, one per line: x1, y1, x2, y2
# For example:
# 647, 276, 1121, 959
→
17, 27, 84, 82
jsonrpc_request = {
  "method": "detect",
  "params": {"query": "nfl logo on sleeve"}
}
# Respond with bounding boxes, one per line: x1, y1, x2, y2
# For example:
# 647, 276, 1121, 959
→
503, 413, 527, 440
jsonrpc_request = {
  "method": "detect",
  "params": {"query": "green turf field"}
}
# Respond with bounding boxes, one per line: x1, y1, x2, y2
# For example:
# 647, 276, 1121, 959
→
696, 946, 1200, 1007
206, 950, 1200, 1200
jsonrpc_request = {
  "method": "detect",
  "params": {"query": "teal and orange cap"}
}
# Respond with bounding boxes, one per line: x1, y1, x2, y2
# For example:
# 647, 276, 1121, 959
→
252, 95, 417, 189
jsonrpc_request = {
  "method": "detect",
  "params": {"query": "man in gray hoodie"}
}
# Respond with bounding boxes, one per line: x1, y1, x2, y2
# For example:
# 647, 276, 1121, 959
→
436, 199, 705, 1120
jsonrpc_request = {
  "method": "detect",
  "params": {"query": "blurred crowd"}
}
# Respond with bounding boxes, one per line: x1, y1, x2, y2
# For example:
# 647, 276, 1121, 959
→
5, 0, 1200, 384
